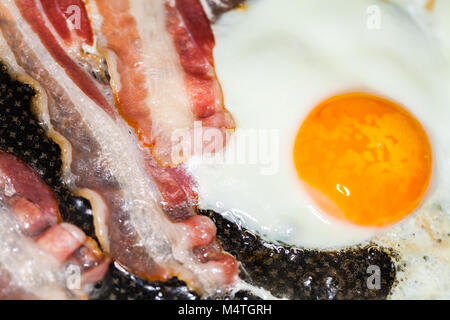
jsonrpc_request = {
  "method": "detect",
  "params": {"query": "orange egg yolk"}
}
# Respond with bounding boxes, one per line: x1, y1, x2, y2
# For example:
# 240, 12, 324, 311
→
294, 93, 432, 227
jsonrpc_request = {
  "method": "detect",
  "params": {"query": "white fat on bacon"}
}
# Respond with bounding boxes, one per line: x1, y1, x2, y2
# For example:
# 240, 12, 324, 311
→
0, 206, 72, 299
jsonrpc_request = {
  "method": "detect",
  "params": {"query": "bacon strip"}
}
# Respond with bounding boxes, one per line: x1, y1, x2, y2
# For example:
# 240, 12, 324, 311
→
93, 0, 235, 167
0, 0, 238, 295
0, 151, 108, 300
24, 0, 201, 215
40, 0, 94, 46
15, 0, 114, 116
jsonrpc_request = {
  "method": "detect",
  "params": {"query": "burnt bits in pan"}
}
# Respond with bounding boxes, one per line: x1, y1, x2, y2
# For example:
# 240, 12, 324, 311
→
0, 61, 396, 300
92, 263, 199, 300
206, 0, 248, 21
203, 210, 396, 300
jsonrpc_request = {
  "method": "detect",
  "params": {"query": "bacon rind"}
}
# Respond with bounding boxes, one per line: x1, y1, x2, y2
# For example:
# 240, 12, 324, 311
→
168, 0, 229, 121
0, 0, 238, 295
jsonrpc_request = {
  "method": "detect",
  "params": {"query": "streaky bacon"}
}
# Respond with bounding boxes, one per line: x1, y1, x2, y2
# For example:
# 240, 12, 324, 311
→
0, 0, 238, 295
15, 0, 115, 116
0, 151, 108, 299
15, 0, 199, 216
167, 0, 228, 120
31, 0, 200, 214
94, 0, 235, 167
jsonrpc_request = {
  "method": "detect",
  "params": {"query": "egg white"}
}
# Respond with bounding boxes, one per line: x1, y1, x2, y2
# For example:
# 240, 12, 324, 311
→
189, 0, 450, 298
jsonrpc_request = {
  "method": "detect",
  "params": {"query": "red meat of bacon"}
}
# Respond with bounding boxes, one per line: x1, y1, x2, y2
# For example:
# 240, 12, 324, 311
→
0, 151, 109, 300
94, 0, 235, 167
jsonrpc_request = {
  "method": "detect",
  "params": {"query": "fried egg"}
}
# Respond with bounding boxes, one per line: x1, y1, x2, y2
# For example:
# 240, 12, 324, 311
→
188, 0, 450, 298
